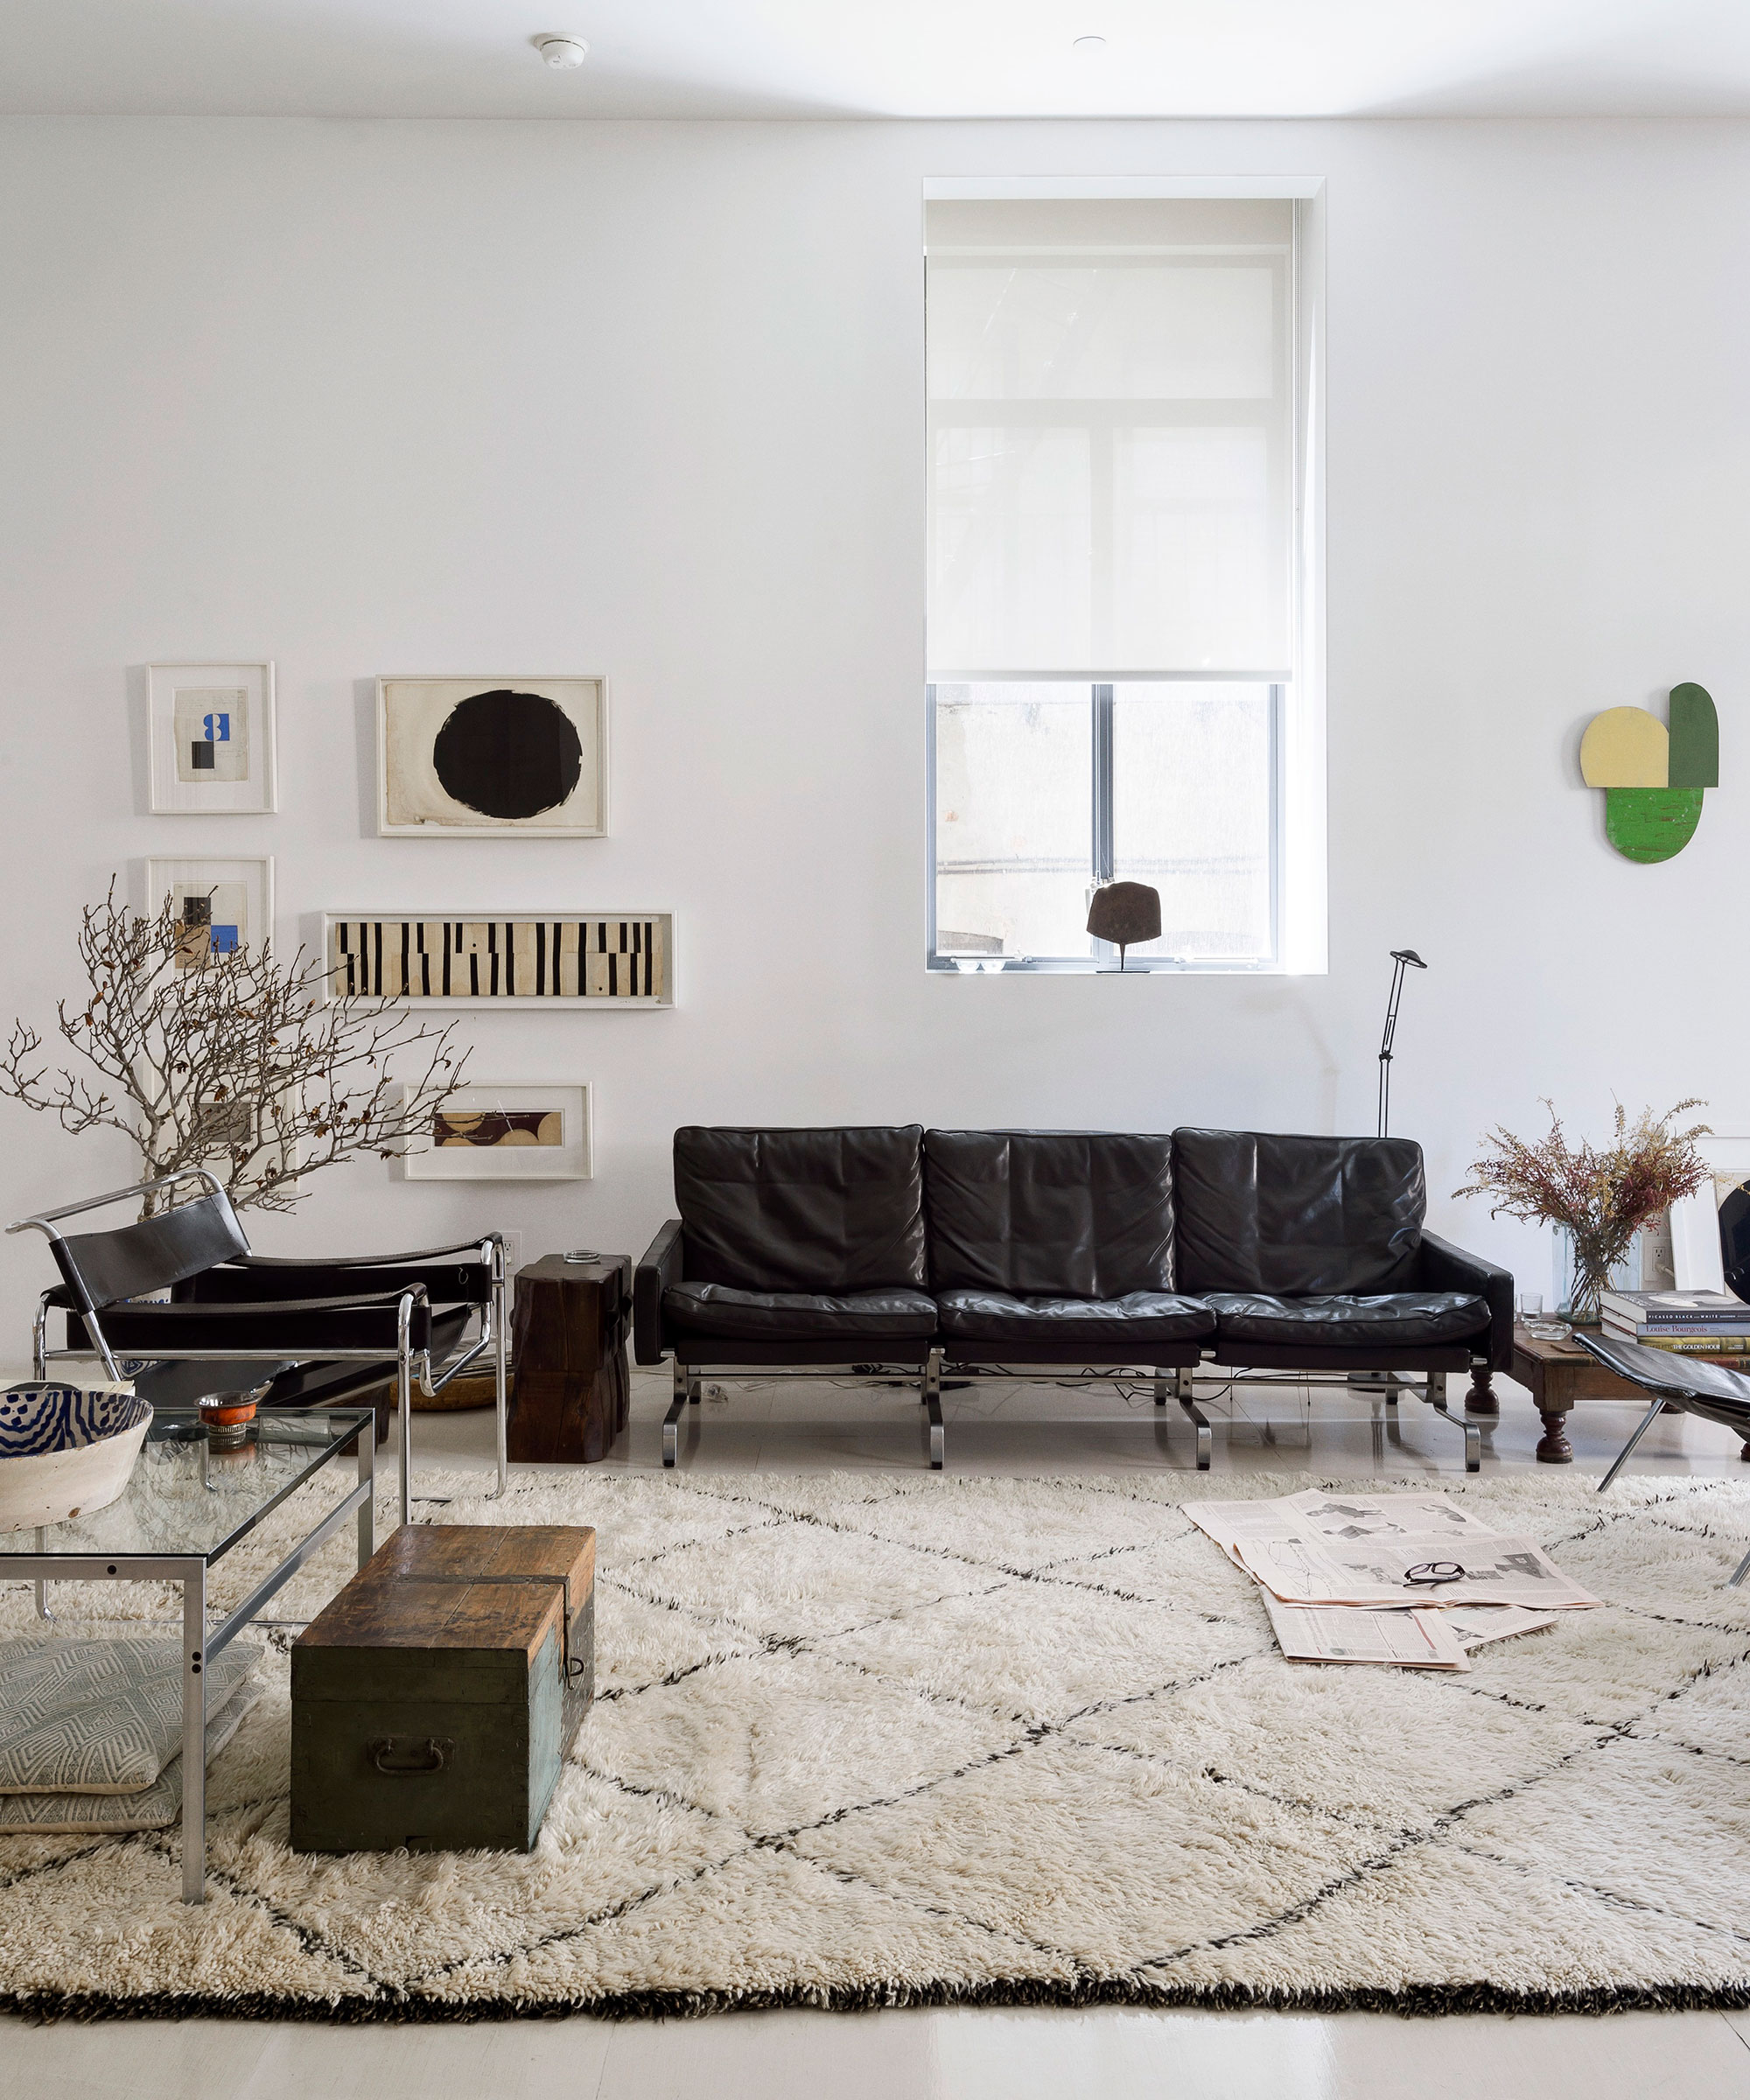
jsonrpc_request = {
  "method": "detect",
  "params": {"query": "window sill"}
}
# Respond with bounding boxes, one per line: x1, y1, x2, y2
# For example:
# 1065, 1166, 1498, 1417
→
927, 956, 1282, 976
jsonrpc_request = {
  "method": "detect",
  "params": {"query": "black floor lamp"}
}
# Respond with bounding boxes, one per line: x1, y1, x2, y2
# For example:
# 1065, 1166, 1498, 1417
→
1377, 948, 1427, 1138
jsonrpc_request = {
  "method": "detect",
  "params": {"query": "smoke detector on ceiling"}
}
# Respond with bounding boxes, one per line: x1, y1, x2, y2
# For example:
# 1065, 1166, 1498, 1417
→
536, 36, 590, 69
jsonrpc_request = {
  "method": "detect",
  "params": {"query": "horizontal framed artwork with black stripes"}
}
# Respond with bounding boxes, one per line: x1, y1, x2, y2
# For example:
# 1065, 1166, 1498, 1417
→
321, 913, 673, 1008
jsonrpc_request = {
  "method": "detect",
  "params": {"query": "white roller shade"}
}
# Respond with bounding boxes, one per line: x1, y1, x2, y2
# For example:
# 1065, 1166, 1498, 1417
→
927, 198, 1294, 680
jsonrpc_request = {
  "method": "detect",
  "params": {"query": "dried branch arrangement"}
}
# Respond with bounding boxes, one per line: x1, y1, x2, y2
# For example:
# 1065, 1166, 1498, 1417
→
1455, 1098, 1711, 1321
0, 881, 469, 1214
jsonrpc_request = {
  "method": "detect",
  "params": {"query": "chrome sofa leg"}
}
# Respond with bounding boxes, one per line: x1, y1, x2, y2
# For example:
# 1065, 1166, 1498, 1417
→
663, 1358, 690, 1469
1730, 1539, 1750, 1588
1153, 1375, 1168, 1407
1421, 1369, 1480, 1473
923, 1347, 943, 1469
1177, 1375, 1212, 1471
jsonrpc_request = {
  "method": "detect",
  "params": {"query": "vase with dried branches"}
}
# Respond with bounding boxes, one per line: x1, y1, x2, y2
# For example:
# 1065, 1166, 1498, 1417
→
0, 881, 469, 1216
1455, 1099, 1712, 1326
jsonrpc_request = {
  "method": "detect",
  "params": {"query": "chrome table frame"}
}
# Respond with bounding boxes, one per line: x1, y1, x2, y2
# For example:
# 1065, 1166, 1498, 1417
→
0, 1409, 375, 1903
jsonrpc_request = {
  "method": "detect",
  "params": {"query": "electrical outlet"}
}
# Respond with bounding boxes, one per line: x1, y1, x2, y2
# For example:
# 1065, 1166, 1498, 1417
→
501, 1229, 525, 1274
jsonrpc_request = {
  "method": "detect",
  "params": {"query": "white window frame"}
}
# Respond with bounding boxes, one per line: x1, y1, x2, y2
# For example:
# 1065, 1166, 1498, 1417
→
922, 175, 1326, 976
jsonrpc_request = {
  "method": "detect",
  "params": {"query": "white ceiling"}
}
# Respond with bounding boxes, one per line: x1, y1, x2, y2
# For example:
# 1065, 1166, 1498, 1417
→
4, 0, 1750, 120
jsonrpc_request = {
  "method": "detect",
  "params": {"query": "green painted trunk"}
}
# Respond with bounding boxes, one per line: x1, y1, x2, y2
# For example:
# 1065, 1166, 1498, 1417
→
290, 1524, 595, 1856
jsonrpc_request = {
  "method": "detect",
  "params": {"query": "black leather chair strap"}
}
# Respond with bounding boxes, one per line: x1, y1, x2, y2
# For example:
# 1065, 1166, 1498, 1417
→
183, 1260, 490, 1306
86, 1290, 434, 1354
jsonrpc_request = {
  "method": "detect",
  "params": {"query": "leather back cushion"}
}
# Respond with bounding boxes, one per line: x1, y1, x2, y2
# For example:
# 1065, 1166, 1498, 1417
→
674, 1126, 928, 1292
922, 1130, 1175, 1297
52, 1189, 250, 1309
1172, 1129, 1424, 1295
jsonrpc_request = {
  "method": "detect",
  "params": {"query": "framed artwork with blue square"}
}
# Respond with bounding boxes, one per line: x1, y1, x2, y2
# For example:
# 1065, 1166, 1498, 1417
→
142, 858, 274, 970
147, 662, 276, 814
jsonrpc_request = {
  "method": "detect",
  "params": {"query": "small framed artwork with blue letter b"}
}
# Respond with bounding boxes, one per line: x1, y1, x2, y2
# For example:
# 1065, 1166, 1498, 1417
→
148, 662, 276, 813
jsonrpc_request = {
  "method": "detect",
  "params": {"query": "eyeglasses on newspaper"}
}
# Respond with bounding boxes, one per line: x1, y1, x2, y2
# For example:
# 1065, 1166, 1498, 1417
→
1403, 1561, 1466, 1586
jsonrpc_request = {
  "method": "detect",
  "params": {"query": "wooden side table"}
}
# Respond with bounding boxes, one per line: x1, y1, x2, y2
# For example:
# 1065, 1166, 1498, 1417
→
1509, 1321, 1750, 1465
508, 1255, 632, 1463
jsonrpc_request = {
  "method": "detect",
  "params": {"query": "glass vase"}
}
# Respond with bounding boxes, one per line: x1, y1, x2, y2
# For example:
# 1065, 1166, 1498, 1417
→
1552, 1227, 1641, 1327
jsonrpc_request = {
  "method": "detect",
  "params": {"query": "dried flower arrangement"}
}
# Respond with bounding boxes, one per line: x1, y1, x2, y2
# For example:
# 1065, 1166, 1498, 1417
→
1455, 1099, 1712, 1324
0, 881, 467, 1215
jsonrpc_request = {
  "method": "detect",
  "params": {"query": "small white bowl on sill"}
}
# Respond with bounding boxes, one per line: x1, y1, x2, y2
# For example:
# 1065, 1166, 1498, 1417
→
0, 1382, 153, 1532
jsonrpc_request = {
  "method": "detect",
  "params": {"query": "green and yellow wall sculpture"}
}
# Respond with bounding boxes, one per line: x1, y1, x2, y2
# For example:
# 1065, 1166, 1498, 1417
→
1578, 682, 1718, 863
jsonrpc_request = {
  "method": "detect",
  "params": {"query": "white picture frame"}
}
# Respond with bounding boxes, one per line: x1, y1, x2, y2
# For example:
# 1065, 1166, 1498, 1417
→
147, 662, 276, 814
377, 676, 608, 838
320, 912, 674, 1010
1670, 1130, 1750, 1297
399, 1082, 593, 1181
142, 858, 275, 966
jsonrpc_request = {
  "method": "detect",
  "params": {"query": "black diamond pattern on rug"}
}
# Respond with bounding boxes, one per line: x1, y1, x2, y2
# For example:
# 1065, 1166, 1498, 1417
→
0, 1468, 1746, 2018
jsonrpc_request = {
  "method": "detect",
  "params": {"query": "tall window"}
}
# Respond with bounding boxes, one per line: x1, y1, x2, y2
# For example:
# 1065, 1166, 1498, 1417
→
927, 197, 1305, 971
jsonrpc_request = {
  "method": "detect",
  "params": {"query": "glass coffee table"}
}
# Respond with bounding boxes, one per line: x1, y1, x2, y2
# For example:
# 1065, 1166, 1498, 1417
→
0, 1407, 375, 1901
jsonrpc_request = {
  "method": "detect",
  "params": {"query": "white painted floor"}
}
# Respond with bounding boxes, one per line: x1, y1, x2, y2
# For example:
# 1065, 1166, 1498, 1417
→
7, 1363, 1748, 2098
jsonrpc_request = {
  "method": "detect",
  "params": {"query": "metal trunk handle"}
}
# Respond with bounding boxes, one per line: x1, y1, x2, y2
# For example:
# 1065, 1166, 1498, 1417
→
368, 1735, 453, 1774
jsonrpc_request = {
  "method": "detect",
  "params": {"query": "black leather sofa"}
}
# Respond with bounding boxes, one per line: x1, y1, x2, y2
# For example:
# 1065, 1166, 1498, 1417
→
634, 1125, 1513, 1472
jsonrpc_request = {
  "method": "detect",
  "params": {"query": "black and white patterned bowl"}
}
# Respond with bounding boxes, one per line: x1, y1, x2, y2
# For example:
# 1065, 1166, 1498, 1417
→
0, 1383, 153, 1531
0, 1382, 150, 1458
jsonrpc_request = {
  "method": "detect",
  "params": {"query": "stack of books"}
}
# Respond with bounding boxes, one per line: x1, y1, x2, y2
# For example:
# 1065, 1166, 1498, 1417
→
1600, 1289, 1750, 1354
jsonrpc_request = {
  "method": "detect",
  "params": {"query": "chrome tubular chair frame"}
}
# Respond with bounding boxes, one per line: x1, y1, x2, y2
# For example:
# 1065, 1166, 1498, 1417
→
9, 1169, 509, 1528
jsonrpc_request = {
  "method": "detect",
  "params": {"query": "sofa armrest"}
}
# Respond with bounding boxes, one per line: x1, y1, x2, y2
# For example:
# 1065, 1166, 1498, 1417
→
1418, 1231, 1515, 1371
634, 1220, 684, 1364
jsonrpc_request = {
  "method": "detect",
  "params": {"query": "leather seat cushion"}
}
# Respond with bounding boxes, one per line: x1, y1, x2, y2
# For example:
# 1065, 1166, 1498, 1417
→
663, 1282, 939, 1341
1206, 1291, 1488, 1348
936, 1287, 1216, 1345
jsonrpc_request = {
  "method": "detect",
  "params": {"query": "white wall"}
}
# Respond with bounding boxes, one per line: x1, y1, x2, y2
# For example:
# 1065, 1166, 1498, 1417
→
3, 114, 1746, 1337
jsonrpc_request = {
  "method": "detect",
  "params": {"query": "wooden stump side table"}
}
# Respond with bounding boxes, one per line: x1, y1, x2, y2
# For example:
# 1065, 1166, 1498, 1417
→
508, 1255, 632, 1464
1508, 1320, 1750, 1465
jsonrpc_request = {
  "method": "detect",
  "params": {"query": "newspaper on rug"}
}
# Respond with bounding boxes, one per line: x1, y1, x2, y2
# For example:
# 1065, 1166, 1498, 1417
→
1183, 1488, 1503, 1558
1185, 1489, 1602, 1613
1229, 1530, 1600, 1609
1261, 1595, 1472, 1670
1441, 1604, 1560, 1650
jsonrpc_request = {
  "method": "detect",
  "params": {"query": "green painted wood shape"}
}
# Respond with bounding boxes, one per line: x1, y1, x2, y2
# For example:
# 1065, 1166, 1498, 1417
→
1668, 682, 1719, 788
1604, 786, 1704, 864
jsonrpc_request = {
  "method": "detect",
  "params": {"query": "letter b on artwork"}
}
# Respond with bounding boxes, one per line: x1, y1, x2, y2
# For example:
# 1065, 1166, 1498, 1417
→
174, 686, 249, 783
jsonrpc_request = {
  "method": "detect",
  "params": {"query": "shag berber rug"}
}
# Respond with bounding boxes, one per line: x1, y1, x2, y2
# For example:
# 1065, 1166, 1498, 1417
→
1, 1466, 1746, 2020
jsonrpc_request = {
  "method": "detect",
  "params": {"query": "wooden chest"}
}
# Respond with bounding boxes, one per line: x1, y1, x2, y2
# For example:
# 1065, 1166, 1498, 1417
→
290, 1524, 595, 1855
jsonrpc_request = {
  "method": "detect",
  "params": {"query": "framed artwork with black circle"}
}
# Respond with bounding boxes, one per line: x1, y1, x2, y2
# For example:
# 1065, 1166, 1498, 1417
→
377, 676, 608, 837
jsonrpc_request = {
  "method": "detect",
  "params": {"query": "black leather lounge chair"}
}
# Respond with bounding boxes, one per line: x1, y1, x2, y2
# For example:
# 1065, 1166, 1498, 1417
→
8, 1167, 508, 1526
1574, 1329, 1750, 1585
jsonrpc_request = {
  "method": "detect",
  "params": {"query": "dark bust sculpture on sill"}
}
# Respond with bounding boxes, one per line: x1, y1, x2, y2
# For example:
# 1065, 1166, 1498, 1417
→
1086, 880, 1162, 970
